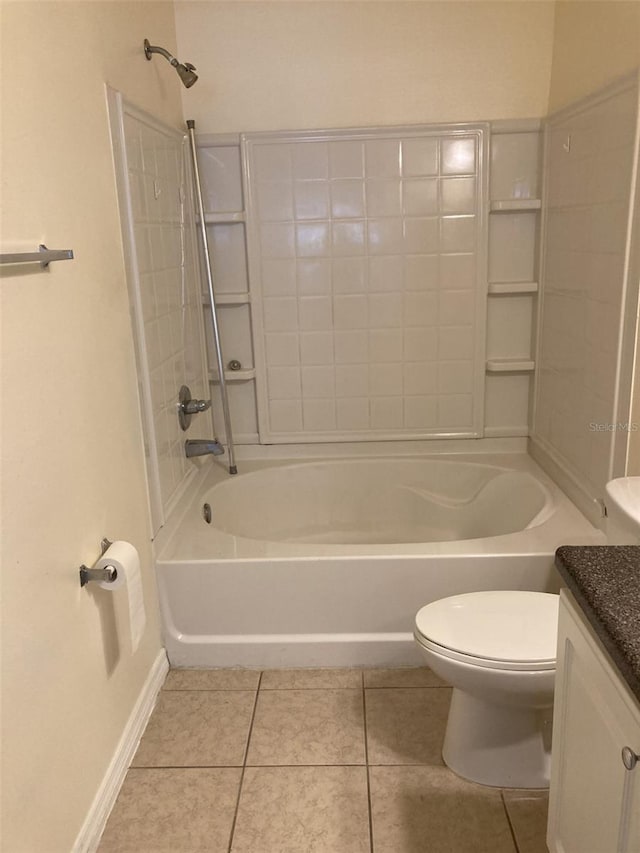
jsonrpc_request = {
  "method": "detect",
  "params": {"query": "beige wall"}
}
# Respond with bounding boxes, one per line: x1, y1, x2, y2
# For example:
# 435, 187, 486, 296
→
0, 2, 183, 851
548, 1, 640, 113
175, 1, 555, 134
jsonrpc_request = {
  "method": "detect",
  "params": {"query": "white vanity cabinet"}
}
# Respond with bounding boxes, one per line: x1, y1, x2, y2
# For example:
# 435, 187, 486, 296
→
547, 590, 640, 853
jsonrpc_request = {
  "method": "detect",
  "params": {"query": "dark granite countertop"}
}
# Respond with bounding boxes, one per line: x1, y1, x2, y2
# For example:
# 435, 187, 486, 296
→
555, 545, 640, 703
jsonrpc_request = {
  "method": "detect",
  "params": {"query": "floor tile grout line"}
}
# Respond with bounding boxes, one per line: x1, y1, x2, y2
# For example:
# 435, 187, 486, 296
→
160, 687, 259, 695
256, 685, 449, 691
227, 673, 263, 853
364, 684, 451, 690
131, 760, 455, 769
129, 765, 247, 770
361, 672, 375, 853
259, 685, 366, 690
164, 675, 448, 692
162, 687, 261, 692
500, 790, 521, 853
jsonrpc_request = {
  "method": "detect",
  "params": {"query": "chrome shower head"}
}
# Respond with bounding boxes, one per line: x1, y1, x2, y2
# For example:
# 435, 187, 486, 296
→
175, 61, 198, 89
144, 39, 198, 88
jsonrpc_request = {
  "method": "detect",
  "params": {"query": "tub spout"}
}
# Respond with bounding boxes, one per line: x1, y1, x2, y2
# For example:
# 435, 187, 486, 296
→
185, 439, 225, 458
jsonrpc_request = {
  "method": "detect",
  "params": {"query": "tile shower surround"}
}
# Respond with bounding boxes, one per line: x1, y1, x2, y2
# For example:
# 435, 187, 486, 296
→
123, 109, 209, 522
533, 77, 639, 504
244, 128, 488, 441
98, 667, 548, 853
200, 121, 540, 444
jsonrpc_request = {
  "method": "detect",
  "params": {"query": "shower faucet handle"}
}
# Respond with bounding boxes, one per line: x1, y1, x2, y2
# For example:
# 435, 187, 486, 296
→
182, 398, 211, 415
622, 746, 639, 770
178, 385, 211, 431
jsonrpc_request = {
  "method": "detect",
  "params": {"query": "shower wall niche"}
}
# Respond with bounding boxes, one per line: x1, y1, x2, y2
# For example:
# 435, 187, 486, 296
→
197, 120, 542, 445
196, 140, 259, 443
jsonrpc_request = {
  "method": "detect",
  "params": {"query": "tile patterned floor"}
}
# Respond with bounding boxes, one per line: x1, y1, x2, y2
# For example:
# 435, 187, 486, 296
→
98, 667, 549, 853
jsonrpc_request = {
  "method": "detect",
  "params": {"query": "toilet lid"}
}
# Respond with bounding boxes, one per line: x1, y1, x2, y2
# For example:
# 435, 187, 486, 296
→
415, 591, 558, 665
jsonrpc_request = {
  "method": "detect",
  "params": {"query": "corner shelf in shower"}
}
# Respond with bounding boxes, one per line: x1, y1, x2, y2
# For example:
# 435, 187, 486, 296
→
485, 358, 535, 373
209, 367, 256, 382
487, 281, 539, 295
490, 199, 541, 213
202, 211, 246, 224
202, 292, 251, 306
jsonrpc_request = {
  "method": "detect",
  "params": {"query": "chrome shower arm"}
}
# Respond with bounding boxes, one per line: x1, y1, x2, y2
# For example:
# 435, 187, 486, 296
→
144, 40, 175, 64
143, 39, 198, 88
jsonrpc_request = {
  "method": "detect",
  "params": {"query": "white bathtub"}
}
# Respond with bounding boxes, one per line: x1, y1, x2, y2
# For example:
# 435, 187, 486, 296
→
155, 444, 604, 667
200, 458, 552, 545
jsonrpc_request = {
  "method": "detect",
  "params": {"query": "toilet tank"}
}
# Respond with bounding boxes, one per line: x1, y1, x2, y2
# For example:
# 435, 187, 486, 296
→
604, 477, 640, 544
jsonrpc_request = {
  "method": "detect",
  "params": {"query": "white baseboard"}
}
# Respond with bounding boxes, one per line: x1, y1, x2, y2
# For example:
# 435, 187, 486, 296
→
72, 649, 169, 853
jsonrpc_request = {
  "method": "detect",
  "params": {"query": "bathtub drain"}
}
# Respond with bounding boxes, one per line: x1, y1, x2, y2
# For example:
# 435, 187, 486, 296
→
203, 503, 212, 524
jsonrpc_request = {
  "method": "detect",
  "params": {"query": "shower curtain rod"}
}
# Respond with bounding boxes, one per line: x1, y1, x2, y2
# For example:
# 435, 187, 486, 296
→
186, 119, 237, 475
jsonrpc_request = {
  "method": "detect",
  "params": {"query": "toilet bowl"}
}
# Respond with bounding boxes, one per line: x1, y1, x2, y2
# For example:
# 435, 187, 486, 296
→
414, 590, 558, 788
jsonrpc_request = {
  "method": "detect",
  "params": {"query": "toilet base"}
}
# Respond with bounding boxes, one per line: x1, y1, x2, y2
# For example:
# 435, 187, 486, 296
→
442, 689, 552, 788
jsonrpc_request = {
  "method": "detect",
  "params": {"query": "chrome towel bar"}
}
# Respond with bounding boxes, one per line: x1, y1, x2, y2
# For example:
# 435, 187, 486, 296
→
0, 244, 74, 267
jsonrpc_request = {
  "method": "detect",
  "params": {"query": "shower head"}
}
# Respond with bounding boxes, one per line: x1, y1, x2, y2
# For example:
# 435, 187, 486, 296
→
175, 62, 198, 89
144, 39, 198, 88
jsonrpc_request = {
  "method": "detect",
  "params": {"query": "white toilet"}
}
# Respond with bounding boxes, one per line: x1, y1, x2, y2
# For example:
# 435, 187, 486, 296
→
414, 589, 558, 789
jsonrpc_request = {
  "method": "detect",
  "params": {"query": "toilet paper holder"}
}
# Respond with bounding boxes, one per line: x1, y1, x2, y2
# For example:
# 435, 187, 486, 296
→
79, 538, 118, 587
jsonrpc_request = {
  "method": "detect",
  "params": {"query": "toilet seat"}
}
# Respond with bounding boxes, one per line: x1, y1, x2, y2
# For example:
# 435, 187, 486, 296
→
414, 632, 556, 671
415, 591, 558, 672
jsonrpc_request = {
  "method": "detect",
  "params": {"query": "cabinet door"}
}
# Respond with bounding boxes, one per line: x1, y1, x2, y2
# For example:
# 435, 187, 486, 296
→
548, 591, 640, 853
621, 765, 640, 852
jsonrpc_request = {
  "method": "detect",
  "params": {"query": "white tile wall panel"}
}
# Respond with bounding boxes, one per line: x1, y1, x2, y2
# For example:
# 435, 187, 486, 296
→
336, 398, 369, 430
115, 100, 212, 532
440, 253, 476, 289
198, 144, 244, 213
370, 329, 403, 363
300, 331, 334, 365
210, 379, 258, 444
484, 374, 530, 434
486, 295, 534, 360
441, 138, 476, 175
329, 141, 364, 179
488, 213, 538, 282
204, 303, 254, 370
532, 75, 640, 508
193, 123, 542, 446
403, 179, 439, 216
243, 124, 489, 442
207, 223, 249, 296
490, 132, 540, 201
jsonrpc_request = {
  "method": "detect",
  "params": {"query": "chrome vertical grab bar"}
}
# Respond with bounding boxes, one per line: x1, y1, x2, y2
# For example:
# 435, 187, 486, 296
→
186, 120, 237, 475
